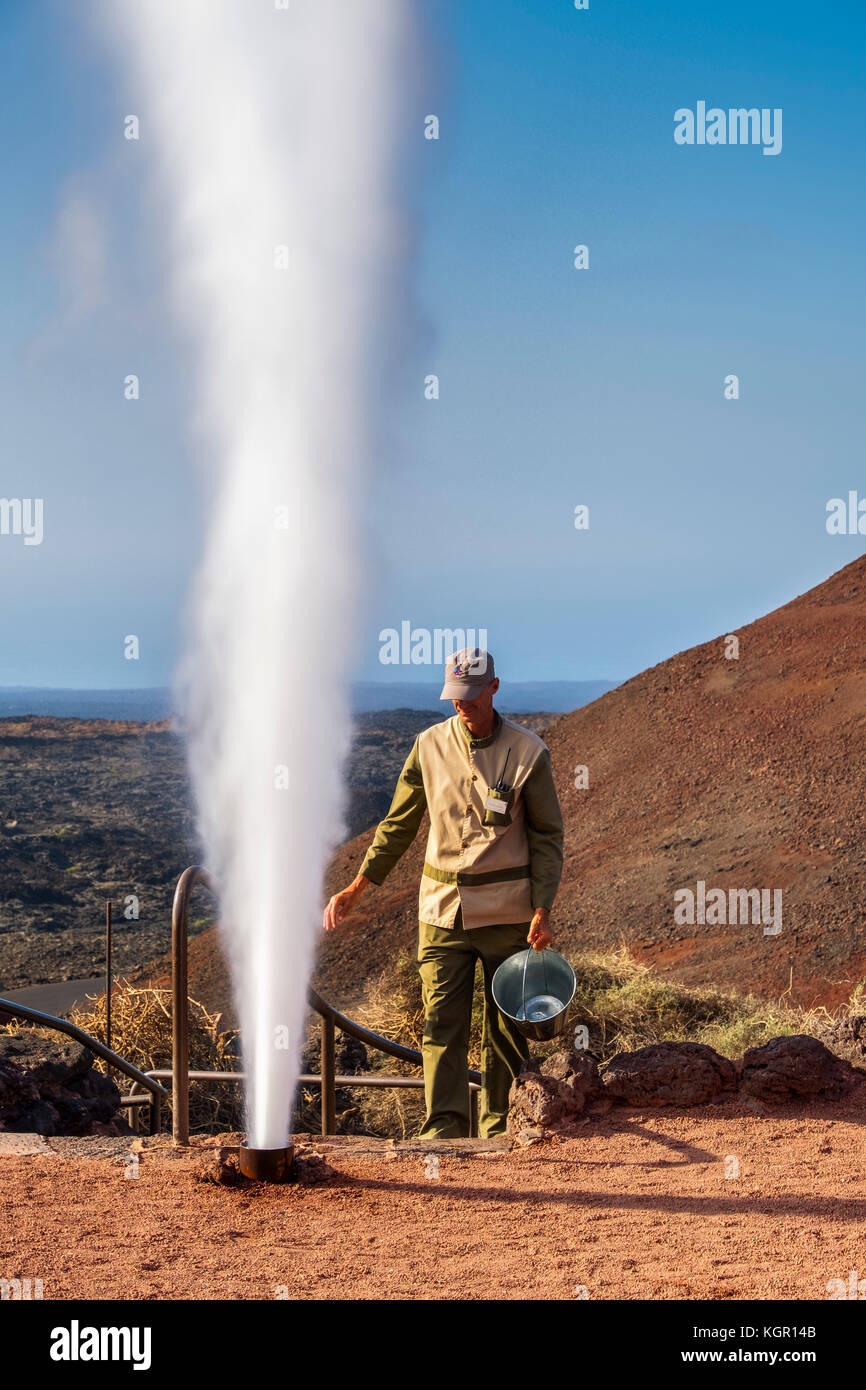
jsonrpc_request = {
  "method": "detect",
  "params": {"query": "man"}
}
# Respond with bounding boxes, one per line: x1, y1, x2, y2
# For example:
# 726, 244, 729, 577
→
323, 647, 564, 1138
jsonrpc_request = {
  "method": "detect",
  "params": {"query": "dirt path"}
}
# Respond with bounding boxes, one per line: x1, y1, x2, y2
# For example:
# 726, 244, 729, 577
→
3, 1099, 865, 1301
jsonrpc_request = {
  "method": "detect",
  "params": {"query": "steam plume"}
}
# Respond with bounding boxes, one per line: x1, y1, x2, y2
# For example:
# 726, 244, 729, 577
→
104, 0, 417, 1145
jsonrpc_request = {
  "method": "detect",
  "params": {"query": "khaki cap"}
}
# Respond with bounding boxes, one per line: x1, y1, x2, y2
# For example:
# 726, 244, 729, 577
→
440, 647, 496, 701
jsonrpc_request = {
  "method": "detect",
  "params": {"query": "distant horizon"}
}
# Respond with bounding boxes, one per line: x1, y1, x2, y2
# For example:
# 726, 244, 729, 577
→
0, 677, 621, 692
0, 677, 621, 719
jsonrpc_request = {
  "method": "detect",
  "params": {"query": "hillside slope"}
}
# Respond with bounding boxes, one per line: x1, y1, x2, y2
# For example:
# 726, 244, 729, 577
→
315, 555, 866, 1013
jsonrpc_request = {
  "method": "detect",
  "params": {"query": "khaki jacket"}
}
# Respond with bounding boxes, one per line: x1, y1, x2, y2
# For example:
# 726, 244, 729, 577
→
359, 712, 564, 929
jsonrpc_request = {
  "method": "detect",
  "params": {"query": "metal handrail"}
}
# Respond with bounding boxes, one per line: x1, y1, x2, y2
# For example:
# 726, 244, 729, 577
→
0, 862, 483, 1144
171, 865, 482, 1145
308, 986, 427, 1067
310, 984, 483, 1078
150, 1070, 435, 1085
0, 996, 169, 1134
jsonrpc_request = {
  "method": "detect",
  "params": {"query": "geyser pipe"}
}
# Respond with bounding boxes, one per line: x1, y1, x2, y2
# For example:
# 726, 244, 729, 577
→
238, 1141, 295, 1183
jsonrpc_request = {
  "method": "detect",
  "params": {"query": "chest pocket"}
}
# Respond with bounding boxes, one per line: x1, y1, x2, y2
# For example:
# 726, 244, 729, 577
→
482, 785, 515, 828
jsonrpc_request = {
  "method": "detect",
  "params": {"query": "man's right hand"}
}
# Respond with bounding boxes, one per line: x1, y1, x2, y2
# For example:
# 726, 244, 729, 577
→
322, 875, 370, 932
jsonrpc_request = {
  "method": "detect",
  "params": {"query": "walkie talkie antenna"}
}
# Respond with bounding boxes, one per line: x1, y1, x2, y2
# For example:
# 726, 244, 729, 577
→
496, 748, 510, 791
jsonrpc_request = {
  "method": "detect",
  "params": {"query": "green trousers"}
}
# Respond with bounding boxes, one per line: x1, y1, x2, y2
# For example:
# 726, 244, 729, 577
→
416, 908, 531, 1139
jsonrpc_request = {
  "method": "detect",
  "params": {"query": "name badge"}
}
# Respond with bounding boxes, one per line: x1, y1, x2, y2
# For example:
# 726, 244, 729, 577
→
484, 795, 507, 814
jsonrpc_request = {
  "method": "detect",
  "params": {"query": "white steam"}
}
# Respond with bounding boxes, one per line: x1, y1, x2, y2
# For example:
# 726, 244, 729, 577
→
103, 1, 417, 1146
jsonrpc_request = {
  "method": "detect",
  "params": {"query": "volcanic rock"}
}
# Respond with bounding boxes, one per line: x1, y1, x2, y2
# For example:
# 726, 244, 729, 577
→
0, 717, 200, 992
0, 1053, 38, 1112
818, 1014, 866, 1069
507, 1073, 577, 1137
539, 1048, 602, 1102
507, 1049, 601, 1137
5, 1035, 92, 1085
601, 1041, 737, 1107
740, 1034, 864, 1103
0, 1033, 124, 1135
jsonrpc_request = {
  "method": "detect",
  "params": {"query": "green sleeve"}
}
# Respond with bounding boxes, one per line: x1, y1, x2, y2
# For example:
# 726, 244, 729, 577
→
358, 738, 428, 885
522, 747, 564, 911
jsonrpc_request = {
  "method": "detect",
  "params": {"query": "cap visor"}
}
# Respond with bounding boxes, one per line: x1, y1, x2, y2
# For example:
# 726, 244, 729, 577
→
440, 681, 488, 701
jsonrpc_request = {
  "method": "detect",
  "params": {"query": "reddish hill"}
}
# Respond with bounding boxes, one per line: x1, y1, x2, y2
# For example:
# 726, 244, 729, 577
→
174, 556, 866, 1019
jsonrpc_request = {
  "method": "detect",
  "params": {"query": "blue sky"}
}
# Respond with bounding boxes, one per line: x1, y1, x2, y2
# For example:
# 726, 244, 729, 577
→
1, 0, 864, 688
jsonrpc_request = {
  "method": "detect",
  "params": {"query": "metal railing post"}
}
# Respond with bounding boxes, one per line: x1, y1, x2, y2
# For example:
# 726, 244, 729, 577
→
105, 900, 112, 1054
171, 878, 189, 1146
321, 1013, 336, 1135
171, 865, 214, 1146
126, 1081, 141, 1134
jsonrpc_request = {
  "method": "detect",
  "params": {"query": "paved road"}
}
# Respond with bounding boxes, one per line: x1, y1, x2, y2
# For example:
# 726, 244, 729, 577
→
0, 977, 108, 1018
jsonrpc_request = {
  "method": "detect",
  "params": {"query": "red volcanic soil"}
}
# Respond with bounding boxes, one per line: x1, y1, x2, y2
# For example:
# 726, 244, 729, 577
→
3, 1097, 865, 1301
158, 556, 866, 1020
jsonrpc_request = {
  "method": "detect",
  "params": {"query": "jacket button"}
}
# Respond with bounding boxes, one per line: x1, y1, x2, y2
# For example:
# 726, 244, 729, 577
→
470, 774, 476, 782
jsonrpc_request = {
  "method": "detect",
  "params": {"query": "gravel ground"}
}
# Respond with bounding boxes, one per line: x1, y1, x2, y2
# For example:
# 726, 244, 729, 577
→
2, 1098, 864, 1301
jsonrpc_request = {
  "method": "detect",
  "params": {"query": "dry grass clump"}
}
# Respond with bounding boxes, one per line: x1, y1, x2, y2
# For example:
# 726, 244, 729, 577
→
68, 981, 242, 1132
349, 953, 428, 1138
568, 945, 853, 1059
354, 953, 428, 1055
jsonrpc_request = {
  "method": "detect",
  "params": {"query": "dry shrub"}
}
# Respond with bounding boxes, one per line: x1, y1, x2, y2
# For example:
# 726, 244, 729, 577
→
68, 980, 243, 1132
567, 945, 861, 1060
293, 1015, 373, 1136
354, 953, 427, 1054
349, 953, 432, 1138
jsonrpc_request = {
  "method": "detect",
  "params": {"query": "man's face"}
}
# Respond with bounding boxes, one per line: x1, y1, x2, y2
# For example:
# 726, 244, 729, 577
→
452, 678, 499, 735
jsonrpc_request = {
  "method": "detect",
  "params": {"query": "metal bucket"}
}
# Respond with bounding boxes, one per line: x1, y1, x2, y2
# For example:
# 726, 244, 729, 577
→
492, 948, 576, 1041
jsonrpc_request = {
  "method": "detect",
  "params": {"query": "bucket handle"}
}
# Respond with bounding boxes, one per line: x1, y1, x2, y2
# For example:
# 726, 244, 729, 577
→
521, 944, 549, 1020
